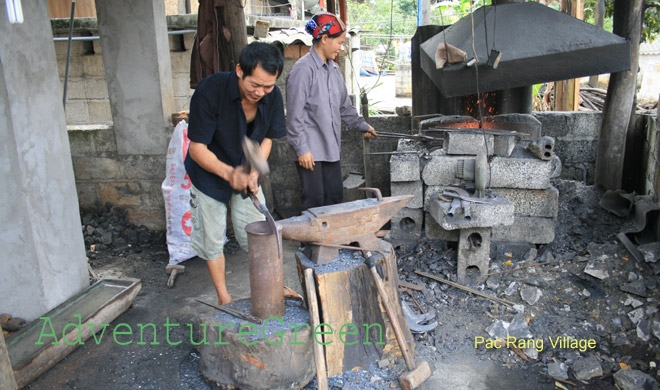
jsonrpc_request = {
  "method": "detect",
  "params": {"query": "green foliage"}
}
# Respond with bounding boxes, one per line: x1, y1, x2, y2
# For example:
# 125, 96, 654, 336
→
642, 0, 660, 41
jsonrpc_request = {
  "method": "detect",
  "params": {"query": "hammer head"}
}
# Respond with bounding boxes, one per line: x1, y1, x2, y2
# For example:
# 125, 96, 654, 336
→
242, 136, 270, 177
399, 361, 431, 390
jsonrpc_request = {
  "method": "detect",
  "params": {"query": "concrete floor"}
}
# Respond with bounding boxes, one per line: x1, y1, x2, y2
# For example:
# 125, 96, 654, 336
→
23, 238, 551, 389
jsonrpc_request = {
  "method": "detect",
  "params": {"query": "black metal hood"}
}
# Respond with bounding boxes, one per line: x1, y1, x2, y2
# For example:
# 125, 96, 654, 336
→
420, 2, 630, 98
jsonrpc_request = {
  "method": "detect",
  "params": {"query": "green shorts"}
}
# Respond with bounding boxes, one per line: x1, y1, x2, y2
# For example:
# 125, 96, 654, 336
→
189, 184, 266, 260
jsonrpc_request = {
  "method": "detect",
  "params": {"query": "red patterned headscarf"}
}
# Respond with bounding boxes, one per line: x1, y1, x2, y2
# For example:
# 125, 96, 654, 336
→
305, 12, 345, 40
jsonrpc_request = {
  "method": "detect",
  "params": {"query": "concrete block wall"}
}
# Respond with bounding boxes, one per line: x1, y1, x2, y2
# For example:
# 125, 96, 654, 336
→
533, 112, 601, 184
68, 124, 166, 230
55, 30, 195, 124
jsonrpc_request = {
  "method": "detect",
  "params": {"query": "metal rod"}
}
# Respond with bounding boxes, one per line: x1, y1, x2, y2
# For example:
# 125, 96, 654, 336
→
53, 29, 197, 41
414, 270, 515, 307
309, 241, 379, 252
425, 126, 524, 136
63, 0, 76, 109
195, 299, 263, 324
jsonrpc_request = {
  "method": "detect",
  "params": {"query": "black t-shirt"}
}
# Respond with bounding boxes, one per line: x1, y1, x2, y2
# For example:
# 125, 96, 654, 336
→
184, 72, 286, 203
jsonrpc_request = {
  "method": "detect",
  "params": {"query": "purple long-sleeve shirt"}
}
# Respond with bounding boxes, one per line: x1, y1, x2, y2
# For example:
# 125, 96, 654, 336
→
285, 47, 371, 162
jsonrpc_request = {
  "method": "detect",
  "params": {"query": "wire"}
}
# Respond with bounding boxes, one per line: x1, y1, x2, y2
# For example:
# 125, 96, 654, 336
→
438, 4, 449, 67
492, 1, 497, 51
469, 0, 490, 179
483, 2, 488, 54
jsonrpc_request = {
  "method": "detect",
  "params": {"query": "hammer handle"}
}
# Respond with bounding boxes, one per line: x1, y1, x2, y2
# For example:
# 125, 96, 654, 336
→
367, 259, 416, 370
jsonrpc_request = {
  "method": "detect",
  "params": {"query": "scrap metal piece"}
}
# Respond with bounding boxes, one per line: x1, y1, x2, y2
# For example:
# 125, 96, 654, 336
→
401, 300, 437, 324
195, 299, 263, 324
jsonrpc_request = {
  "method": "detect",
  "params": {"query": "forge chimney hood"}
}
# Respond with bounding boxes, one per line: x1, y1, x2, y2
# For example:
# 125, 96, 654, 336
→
420, 1, 630, 98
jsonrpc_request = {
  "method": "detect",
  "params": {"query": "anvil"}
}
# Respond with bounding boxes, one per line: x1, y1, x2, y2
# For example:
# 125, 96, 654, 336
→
276, 189, 413, 264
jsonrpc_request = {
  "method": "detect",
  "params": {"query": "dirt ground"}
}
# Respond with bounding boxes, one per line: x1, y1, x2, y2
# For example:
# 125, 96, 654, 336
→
15, 179, 660, 389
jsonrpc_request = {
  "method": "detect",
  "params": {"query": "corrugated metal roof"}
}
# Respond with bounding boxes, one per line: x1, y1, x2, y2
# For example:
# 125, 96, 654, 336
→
641, 39, 660, 55
259, 27, 313, 47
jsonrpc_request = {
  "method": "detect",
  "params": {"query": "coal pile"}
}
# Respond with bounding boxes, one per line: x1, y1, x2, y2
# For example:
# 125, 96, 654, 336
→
81, 203, 165, 266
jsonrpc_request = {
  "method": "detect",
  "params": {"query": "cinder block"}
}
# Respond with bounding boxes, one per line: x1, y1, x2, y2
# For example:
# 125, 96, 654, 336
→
457, 227, 492, 284
58, 56, 83, 78
64, 78, 87, 99
92, 39, 103, 54
390, 153, 420, 182
397, 138, 425, 151
421, 151, 467, 186
65, 100, 89, 123
424, 212, 458, 241
67, 130, 94, 156
85, 77, 108, 100
88, 101, 112, 122
82, 54, 106, 77
75, 182, 100, 208
493, 186, 559, 218
390, 180, 423, 209
174, 97, 191, 112
73, 156, 122, 180
171, 51, 191, 74
92, 126, 117, 153
391, 207, 423, 240
493, 135, 517, 156
172, 73, 192, 98
428, 191, 514, 230
444, 131, 494, 156
492, 216, 555, 244
489, 147, 553, 189
117, 156, 166, 180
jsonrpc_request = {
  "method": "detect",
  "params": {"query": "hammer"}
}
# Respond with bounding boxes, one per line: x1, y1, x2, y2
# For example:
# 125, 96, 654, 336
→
241, 136, 281, 257
365, 252, 431, 389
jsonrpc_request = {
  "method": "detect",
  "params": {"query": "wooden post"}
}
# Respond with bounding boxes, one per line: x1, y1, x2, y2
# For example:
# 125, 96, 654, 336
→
224, 0, 248, 69
589, 0, 606, 87
555, 0, 584, 111
296, 243, 413, 377
419, 0, 431, 26
595, 0, 643, 190
0, 331, 17, 390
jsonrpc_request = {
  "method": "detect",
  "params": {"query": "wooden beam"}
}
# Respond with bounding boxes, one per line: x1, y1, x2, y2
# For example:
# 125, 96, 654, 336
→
595, 0, 643, 190
0, 331, 17, 390
554, 0, 584, 111
589, 0, 606, 87
224, 0, 248, 69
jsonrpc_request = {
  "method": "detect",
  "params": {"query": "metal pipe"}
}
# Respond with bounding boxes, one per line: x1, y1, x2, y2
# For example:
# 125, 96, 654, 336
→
63, 0, 76, 109
247, 220, 284, 319
53, 29, 196, 42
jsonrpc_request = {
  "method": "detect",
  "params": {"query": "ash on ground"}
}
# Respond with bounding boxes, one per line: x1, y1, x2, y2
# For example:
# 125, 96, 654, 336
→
81, 179, 660, 389
387, 179, 659, 390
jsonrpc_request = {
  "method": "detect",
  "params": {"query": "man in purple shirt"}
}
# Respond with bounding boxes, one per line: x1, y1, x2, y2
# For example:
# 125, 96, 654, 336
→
286, 12, 377, 211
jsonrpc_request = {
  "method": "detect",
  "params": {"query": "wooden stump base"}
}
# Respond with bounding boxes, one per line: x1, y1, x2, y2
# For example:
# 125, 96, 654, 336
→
198, 298, 315, 390
296, 241, 413, 377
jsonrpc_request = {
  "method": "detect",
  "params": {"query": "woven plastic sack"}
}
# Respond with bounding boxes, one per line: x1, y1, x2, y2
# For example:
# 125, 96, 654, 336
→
162, 120, 196, 264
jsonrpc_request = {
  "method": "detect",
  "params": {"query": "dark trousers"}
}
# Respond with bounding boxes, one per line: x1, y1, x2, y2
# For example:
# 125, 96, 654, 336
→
296, 161, 343, 211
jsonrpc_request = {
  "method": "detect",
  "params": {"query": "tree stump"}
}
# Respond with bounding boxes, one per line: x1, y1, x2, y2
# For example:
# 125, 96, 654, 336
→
198, 298, 315, 390
296, 241, 413, 377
